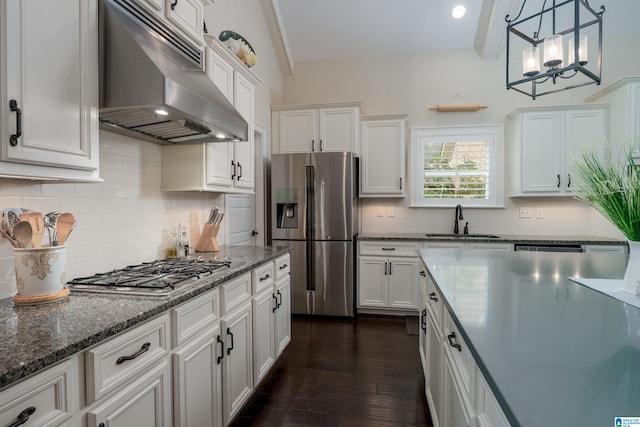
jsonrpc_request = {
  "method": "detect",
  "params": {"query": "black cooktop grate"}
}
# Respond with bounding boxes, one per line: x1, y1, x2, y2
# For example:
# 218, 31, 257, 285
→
67, 257, 232, 295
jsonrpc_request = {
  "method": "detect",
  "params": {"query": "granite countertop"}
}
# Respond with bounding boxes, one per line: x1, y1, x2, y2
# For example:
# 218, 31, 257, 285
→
359, 232, 627, 245
0, 245, 289, 391
419, 248, 640, 426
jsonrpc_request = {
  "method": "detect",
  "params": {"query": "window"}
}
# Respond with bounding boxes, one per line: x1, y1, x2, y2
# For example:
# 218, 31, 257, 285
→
410, 125, 504, 207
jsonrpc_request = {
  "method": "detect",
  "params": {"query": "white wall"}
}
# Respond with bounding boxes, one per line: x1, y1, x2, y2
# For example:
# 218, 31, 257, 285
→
0, 2, 284, 300
280, 35, 640, 238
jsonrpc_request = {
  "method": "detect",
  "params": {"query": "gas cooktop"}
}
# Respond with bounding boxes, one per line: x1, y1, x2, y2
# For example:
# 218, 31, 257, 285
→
67, 257, 234, 296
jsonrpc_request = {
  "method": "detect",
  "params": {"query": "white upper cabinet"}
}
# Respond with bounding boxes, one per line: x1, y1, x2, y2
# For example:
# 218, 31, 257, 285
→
509, 105, 607, 196
272, 102, 363, 154
360, 114, 407, 197
161, 36, 259, 193
0, 0, 100, 181
586, 76, 640, 155
165, 0, 205, 45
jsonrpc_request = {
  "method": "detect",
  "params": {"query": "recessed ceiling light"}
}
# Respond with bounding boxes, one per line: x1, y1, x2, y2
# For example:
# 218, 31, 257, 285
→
215, 133, 226, 139
451, 4, 466, 19
154, 108, 169, 116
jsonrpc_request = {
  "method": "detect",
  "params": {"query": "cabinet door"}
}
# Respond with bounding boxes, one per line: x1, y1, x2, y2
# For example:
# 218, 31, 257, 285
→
164, 0, 204, 44
206, 143, 234, 188
2, 0, 98, 172
206, 48, 234, 101
173, 329, 223, 427
221, 302, 253, 426
86, 361, 171, 427
442, 355, 473, 427
425, 312, 443, 427
318, 107, 358, 152
387, 257, 419, 309
279, 110, 316, 153
274, 276, 291, 357
361, 119, 405, 196
233, 74, 255, 190
357, 256, 387, 307
521, 112, 562, 193
564, 109, 606, 192
252, 289, 275, 385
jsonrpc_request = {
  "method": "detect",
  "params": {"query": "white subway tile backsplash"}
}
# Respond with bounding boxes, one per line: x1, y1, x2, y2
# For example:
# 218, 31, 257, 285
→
0, 131, 228, 300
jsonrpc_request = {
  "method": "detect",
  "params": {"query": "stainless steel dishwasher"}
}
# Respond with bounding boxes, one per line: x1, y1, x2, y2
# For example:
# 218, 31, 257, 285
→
514, 244, 584, 253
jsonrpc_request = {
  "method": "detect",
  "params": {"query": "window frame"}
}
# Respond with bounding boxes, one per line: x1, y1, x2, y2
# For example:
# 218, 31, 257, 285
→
410, 125, 505, 208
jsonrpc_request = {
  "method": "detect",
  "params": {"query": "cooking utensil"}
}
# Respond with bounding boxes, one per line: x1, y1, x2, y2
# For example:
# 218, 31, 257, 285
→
13, 221, 33, 249
56, 213, 75, 246
20, 212, 44, 248
0, 227, 20, 248
44, 211, 60, 245
2, 208, 31, 238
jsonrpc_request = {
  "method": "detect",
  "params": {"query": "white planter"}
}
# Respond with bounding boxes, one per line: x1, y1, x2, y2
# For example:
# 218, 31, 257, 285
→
14, 246, 66, 297
623, 240, 640, 295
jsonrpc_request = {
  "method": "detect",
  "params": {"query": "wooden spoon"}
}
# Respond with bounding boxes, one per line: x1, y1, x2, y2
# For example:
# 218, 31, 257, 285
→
56, 213, 75, 246
20, 212, 44, 248
13, 221, 33, 249
0, 227, 20, 248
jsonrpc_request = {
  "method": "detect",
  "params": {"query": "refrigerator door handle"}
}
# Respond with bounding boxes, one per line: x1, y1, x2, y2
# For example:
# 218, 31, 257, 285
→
306, 165, 315, 238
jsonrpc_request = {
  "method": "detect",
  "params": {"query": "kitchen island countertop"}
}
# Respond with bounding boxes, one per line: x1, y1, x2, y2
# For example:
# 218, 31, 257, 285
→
360, 232, 627, 245
0, 245, 288, 390
419, 248, 640, 426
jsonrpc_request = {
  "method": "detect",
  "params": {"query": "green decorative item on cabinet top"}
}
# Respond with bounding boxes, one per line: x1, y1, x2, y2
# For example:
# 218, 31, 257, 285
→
219, 30, 256, 68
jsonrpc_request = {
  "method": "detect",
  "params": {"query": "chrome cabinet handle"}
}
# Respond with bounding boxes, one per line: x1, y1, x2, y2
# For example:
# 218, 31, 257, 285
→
116, 342, 151, 364
447, 332, 462, 352
9, 99, 21, 146
6, 407, 35, 427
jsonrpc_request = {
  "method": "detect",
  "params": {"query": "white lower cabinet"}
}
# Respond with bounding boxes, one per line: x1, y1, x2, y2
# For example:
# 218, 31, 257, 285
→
0, 358, 76, 426
273, 275, 291, 357
421, 266, 511, 427
86, 361, 171, 427
252, 287, 276, 385
358, 241, 421, 313
171, 288, 222, 427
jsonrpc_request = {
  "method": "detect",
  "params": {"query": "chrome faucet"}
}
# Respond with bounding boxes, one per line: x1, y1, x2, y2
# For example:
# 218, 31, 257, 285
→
454, 204, 464, 234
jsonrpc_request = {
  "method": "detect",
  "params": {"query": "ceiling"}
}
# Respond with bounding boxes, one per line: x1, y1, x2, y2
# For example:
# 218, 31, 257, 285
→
268, 0, 640, 71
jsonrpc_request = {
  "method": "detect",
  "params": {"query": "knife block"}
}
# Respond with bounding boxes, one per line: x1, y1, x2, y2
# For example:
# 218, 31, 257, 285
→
195, 224, 220, 252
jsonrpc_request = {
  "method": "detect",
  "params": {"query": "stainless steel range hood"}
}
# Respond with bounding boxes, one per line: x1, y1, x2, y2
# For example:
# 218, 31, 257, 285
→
99, 0, 248, 144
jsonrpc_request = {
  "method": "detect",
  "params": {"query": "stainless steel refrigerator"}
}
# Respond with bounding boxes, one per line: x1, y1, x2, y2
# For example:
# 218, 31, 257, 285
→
271, 152, 358, 316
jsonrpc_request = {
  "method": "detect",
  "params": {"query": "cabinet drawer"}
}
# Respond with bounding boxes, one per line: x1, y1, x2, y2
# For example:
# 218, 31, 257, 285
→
274, 254, 290, 279
252, 263, 275, 295
443, 311, 474, 397
0, 359, 75, 427
359, 241, 419, 257
221, 273, 251, 314
171, 288, 220, 348
85, 314, 169, 403
426, 278, 443, 329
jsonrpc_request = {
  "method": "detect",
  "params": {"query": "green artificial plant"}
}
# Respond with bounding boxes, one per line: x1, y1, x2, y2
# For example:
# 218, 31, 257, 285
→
573, 144, 640, 241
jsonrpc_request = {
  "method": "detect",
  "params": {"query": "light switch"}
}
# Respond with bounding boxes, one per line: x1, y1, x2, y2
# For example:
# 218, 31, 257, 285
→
377, 207, 384, 217
388, 207, 395, 217
536, 208, 544, 219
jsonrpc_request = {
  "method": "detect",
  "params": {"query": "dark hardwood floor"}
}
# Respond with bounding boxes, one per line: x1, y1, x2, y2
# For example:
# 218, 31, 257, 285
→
230, 315, 432, 427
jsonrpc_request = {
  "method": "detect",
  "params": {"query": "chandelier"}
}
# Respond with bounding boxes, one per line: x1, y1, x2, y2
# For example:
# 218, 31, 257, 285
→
505, 0, 605, 99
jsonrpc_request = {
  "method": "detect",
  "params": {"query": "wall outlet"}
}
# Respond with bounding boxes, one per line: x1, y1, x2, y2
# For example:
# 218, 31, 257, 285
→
519, 207, 532, 218
388, 207, 395, 217
377, 207, 384, 217
536, 208, 544, 219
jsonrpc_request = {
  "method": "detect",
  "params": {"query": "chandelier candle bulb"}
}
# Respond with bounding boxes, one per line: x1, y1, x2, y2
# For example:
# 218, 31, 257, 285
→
522, 46, 540, 76
568, 35, 588, 65
543, 34, 563, 68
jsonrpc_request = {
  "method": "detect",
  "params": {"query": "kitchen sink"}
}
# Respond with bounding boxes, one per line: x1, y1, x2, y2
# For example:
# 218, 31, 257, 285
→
425, 233, 501, 239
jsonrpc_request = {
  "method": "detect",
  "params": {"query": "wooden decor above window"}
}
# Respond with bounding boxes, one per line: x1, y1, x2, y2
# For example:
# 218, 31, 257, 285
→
428, 95, 487, 112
